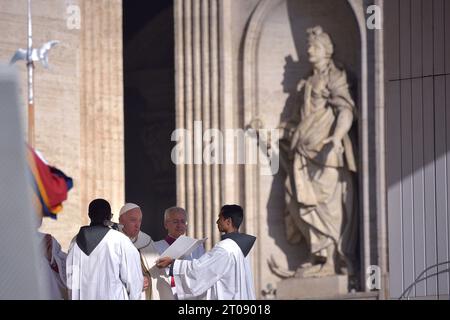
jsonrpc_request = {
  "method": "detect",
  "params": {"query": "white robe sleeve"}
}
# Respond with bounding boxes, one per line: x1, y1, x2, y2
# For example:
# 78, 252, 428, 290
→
66, 238, 76, 295
172, 245, 233, 299
191, 244, 205, 260
51, 237, 67, 286
243, 256, 256, 300
119, 240, 144, 300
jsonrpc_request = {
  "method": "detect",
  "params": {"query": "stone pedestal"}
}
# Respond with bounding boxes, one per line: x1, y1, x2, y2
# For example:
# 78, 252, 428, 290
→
277, 275, 348, 299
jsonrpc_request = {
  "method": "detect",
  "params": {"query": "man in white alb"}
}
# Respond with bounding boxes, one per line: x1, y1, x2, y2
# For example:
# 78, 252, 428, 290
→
157, 205, 256, 300
66, 199, 143, 300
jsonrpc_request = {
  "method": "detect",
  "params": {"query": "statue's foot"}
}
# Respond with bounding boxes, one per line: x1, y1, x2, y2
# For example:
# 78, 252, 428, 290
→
299, 263, 335, 278
296, 264, 320, 278
268, 255, 296, 279
296, 255, 326, 271
315, 264, 335, 277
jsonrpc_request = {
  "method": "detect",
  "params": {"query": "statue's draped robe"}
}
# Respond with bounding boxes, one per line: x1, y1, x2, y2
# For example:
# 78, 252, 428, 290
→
281, 61, 358, 271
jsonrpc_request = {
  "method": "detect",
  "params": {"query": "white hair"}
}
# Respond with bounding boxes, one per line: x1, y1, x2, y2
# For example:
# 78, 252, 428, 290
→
164, 207, 187, 221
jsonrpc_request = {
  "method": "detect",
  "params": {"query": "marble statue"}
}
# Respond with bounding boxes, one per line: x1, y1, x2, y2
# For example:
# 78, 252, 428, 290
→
276, 26, 358, 279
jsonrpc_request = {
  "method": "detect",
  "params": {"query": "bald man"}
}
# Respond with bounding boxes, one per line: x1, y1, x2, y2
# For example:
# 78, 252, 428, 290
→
119, 203, 174, 300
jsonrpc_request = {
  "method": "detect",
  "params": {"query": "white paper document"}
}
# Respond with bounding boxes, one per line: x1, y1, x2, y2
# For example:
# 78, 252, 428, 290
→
160, 235, 207, 260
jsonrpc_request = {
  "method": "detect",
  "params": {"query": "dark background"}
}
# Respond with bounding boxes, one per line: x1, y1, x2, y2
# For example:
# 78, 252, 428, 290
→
123, 0, 175, 241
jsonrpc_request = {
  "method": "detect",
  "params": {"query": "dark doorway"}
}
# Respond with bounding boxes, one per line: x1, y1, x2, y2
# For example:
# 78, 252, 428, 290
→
123, 0, 175, 241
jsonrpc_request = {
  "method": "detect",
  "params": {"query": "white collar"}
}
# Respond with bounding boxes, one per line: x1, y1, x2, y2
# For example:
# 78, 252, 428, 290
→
132, 231, 152, 249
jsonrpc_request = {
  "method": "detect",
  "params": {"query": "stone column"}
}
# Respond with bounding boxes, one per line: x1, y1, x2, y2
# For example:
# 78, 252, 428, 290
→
175, 0, 237, 249
374, 0, 388, 299
80, 0, 124, 224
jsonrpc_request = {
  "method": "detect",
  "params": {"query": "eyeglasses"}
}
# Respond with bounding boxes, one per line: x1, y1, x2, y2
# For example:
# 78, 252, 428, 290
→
168, 219, 187, 225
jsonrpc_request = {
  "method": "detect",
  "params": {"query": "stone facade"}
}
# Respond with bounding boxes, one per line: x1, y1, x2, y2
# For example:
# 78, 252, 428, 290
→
0, 0, 124, 250
0, 0, 389, 299
174, 0, 385, 298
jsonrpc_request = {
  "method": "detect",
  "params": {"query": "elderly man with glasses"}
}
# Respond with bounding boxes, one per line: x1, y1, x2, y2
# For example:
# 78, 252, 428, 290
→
153, 207, 205, 299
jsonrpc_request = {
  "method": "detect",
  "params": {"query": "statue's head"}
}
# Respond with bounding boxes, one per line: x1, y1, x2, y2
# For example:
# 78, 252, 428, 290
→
306, 26, 334, 64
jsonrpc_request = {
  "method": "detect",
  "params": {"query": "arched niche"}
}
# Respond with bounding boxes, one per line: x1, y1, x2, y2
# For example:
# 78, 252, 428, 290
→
240, 0, 370, 295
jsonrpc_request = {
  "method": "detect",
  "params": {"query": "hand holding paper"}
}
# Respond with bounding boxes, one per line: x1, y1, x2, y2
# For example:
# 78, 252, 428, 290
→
159, 235, 207, 260
156, 257, 174, 268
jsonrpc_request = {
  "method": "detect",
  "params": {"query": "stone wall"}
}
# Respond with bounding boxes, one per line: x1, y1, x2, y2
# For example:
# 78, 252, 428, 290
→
174, 0, 377, 298
0, 0, 124, 250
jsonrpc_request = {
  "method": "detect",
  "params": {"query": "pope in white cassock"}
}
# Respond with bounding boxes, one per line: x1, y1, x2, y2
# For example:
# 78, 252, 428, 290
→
118, 203, 174, 300
66, 199, 143, 300
157, 205, 256, 300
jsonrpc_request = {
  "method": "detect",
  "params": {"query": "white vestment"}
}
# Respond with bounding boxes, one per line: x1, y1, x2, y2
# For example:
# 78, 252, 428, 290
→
153, 237, 205, 300
37, 232, 67, 300
129, 231, 174, 300
172, 238, 256, 300
66, 228, 143, 300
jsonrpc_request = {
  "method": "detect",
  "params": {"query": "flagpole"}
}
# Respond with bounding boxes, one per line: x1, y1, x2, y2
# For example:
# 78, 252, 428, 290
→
27, 0, 35, 148
10, 0, 58, 148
